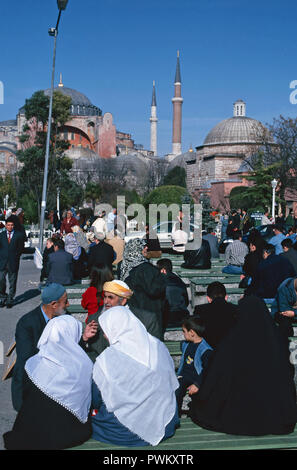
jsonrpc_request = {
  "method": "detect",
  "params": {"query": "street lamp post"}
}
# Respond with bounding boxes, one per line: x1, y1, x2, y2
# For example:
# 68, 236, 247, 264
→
39, 0, 69, 251
271, 178, 277, 222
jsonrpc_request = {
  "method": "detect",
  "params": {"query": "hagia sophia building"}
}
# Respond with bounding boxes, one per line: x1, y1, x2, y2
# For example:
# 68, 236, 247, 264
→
0, 52, 295, 211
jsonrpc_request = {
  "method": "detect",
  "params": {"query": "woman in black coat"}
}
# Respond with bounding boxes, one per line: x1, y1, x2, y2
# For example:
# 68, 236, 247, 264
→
120, 238, 166, 340
189, 296, 297, 436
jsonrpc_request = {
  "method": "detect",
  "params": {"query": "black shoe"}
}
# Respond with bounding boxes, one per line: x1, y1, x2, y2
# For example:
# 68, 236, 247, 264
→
6, 301, 13, 309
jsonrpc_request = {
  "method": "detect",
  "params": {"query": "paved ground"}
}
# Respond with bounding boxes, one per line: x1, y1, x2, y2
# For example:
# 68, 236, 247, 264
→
0, 254, 41, 450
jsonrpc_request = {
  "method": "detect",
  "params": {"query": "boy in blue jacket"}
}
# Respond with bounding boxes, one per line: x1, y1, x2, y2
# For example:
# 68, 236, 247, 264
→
176, 316, 213, 416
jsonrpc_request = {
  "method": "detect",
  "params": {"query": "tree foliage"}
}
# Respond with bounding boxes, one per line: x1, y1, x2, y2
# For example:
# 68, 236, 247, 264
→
163, 166, 187, 187
229, 155, 281, 211
257, 115, 297, 211
0, 173, 17, 207
16, 90, 83, 221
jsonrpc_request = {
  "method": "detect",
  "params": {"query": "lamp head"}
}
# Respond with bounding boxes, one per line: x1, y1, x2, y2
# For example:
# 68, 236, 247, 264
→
271, 178, 277, 189
57, 0, 69, 10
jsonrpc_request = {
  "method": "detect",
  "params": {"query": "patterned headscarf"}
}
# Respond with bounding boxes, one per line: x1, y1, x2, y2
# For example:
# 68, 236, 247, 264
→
120, 238, 148, 281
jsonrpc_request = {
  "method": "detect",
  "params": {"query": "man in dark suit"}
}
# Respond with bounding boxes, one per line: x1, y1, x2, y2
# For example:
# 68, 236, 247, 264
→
47, 238, 74, 286
194, 281, 238, 348
88, 230, 115, 273
0, 217, 24, 308
11, 283, 98, 411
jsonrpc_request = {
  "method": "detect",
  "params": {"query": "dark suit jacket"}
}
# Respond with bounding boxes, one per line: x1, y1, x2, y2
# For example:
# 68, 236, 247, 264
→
88, 241, 115, 272
47, 249, 73, 285
0, 230, 24, 272
11, 306, 47, 411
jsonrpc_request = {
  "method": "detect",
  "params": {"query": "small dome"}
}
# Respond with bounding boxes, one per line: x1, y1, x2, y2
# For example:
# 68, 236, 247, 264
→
203, 116, 269, 146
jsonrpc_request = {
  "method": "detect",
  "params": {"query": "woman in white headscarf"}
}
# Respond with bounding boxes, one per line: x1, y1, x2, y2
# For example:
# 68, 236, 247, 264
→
3, 315, 93, 450
91, 305, 180, 447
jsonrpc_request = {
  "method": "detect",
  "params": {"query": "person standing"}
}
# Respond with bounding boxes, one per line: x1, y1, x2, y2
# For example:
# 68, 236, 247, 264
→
0, 217, 24, 308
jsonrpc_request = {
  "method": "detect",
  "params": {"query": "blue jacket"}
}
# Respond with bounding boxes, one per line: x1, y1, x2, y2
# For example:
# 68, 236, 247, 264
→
271, 277, 297, 319
269, 233, 286, 255
177, 339, 213, 377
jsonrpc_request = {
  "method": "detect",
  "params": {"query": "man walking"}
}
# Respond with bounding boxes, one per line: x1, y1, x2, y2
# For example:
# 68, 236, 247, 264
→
0, 217, 24, 308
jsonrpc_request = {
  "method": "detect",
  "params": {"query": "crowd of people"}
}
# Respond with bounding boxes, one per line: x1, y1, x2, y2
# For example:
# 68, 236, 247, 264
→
1, 204, 297, 449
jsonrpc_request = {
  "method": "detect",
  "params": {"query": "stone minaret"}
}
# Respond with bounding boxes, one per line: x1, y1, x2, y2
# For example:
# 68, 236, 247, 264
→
172, 51, 183, 156
150, 80, 158, 156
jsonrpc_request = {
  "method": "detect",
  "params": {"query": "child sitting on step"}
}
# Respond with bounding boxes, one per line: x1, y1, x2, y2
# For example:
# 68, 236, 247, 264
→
176, 316, 213, 417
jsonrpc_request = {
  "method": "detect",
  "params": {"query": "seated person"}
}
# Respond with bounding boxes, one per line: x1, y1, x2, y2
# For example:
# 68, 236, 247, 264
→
222, 231, 248, 275
202, 227, 219, 259
271, 277, 297, 340
47, 238, 74, 286
171, 222, 189, 254
268, 224, 286, 255
3, 315, 93, 450
64, 233, 88, 280
91, 306, 180, 446
182, 239, 211, 270
81, 279, 133, 363
176, 316, 213, 417
194, 282, 238, 348
280, 238, 297, 274
189, 296, 297, 436
144, 224, 162, 259
245, 243, 296, 303
40, 237, 54, 283
239, 236, 264, 288
81, 264, 114, 323
157, 258, 190, 328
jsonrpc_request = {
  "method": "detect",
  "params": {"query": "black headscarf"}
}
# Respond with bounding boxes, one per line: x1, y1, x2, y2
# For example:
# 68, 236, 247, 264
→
189, 295, 297, 436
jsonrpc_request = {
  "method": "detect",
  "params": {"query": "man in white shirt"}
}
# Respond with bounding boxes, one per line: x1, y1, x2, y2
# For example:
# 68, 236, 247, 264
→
171, 222, 188, 253
261, 208, 272, 226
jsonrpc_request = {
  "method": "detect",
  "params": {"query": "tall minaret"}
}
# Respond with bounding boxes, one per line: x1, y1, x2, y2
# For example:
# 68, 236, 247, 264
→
150, 80, 158, 156
172, 50, 183, 156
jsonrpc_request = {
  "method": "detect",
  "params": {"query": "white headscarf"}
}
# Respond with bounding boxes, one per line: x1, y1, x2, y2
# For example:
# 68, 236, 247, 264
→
25, 315, 93, 423
93, 306, 179, 446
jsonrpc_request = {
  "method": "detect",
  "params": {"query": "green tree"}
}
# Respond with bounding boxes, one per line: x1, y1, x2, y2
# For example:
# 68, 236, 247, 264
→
16, 90, 83, 221
85, 182, 102, 211
0, 173, 17, 207
163, 166, 186, 187
229, 155, 281, 211
144, 185, 191, 208
258, 115, 297, 212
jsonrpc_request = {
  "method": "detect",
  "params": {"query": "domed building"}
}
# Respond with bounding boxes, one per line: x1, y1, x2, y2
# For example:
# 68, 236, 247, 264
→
182, 100, 274, 210
17, 75, 136, 159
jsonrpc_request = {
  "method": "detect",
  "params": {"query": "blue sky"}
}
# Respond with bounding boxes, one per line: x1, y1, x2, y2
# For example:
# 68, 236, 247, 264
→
1, 0, 297, 156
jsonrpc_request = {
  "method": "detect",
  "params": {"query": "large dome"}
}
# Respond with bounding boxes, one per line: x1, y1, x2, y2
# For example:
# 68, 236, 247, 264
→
203, 100, 272, 146
44, 79, 102, 117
